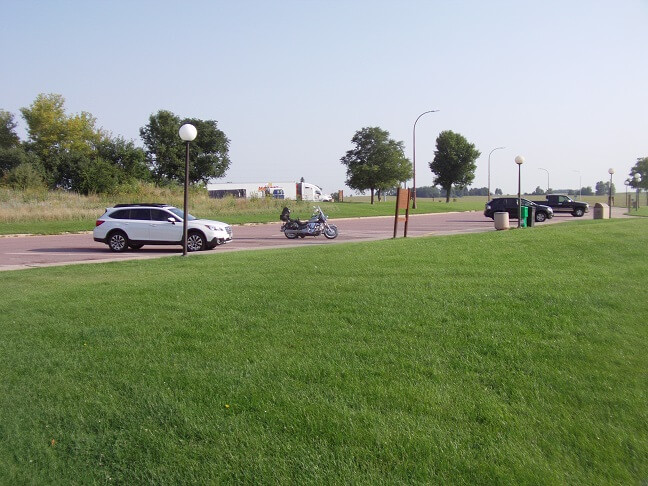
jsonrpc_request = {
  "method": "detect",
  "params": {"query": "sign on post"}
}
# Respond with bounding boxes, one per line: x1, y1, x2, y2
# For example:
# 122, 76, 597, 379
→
393, 187, 411, 238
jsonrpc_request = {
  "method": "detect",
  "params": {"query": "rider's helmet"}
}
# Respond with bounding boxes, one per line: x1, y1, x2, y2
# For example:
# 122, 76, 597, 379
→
280, 207, 291, 222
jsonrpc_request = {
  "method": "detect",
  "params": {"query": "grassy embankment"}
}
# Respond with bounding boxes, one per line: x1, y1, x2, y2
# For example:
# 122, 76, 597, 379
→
0, 218, 646, 484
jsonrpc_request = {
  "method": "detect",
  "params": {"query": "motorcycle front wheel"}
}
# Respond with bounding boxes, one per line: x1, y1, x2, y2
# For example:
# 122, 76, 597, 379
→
284, 232, 298, 239
324, 225, 338, 239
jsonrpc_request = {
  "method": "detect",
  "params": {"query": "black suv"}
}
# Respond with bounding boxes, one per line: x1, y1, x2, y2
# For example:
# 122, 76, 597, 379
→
484, 198, 554, 222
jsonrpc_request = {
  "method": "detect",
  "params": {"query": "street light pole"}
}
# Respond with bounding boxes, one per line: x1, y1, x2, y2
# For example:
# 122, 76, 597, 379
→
573, 170, 582, 200
487, 147, 505, 201
634, 173, 641, 210
179, 123, 198, 256
515, 156, 525, 228
607, 168, 614, 219
624, 179, 631, 212
412, 109, 439, 209
538, 167, 549, 194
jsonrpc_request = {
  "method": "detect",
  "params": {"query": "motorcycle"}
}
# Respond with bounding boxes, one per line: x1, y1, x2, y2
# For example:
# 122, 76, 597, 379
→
280, 206, 338, 239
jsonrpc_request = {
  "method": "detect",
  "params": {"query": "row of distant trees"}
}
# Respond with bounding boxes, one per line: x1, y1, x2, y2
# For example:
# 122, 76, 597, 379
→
530, 181, 617, 196
0, 93, 230, 194
392, 185, 500, 199
339, 125, 648, 204
3, 94, 647, 200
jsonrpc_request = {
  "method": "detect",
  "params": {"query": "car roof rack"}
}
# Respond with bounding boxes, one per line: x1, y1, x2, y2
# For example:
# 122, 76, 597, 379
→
113, 203, 169, 208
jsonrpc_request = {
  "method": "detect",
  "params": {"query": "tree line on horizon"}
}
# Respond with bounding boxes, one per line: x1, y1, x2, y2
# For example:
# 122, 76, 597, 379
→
2, 94, 646, 201
0, 93, 230, 194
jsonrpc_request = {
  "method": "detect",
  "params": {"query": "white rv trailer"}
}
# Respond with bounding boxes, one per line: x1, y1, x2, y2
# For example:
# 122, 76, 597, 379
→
207, 181, 330, 201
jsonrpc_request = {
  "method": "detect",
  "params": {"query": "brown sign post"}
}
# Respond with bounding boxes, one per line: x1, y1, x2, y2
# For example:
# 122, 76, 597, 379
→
393, 187, 411, 238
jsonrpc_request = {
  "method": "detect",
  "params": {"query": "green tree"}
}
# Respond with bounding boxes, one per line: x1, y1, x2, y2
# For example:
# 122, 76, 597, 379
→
19, 94, 107, 188
96, 136, 150, 183
5, 162, 45, 190
595, 181, 606, 196
595, 180, 616, 196
429, 130, 480, 203
20, 94, 103, 159
184, 118, 231, 184
0, 110, 21, 149
580, 186, 593, 196
630, 157, 648, 190
340, 127, 411, 204
140, 110, 230, 184
0, 147, 41, 177
414, 185, 441, 198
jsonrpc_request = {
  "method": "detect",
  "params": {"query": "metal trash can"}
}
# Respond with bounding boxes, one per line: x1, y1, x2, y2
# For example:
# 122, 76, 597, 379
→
593, 202, 608, 219
494, 212, 510, 230
526, 205, 536, 227
520, 206, 528, 227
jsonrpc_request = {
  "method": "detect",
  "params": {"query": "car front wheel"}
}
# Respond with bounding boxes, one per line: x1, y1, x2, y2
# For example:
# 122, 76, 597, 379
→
187, 232, 206, 252
573, 208, 584, 217
535, 212, 547, 222
108, 231, 128, 252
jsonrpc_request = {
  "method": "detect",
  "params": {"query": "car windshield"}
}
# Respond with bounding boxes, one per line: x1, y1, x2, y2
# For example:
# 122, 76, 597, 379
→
168, 207, 196, 221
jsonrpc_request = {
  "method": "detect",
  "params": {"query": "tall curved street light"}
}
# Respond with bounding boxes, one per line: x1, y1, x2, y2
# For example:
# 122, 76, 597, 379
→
607, 168, 614, 219
634, 172, 641, 210
538, 167, 549, 194
179, 123, 198, 256
515, 156, 525, 228
412, 109, 439, 209
573, 170, 582, 200
487, 147, 505, 201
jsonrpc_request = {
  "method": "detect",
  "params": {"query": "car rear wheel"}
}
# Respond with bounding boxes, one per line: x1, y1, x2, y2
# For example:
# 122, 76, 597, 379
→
535, 212, 547, 222
187, 231, 206, 252
108, 231, 128, 252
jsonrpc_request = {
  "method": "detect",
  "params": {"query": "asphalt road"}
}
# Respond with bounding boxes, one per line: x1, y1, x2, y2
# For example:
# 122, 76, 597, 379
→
0, 208, 626, 271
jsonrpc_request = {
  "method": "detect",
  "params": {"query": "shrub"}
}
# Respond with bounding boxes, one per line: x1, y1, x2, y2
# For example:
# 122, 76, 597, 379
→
5, 163, 46, 191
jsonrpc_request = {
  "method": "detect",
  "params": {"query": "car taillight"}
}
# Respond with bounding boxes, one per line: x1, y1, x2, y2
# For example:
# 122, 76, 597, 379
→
95, 220, 105, 227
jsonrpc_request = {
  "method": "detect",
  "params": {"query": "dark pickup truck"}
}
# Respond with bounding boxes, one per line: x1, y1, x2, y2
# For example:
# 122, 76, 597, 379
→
531, 194, 589, 217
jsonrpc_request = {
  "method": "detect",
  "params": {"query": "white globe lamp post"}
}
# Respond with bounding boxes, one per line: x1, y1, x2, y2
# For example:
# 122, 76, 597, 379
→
179, 123, 198, 256
515, 156, 524, 228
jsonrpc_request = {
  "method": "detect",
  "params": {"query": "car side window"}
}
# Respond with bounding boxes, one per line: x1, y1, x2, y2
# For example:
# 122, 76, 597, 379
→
130, 208, 151, 220
151, 209, 171, 221
110, 209, 131, 219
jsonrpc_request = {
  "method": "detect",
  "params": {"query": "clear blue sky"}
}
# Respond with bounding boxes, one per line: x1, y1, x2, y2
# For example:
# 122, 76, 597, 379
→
2, 0, 647, 194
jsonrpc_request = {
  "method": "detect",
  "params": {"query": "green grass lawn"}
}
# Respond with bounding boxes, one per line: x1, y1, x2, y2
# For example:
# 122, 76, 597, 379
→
1, 219, 647, 484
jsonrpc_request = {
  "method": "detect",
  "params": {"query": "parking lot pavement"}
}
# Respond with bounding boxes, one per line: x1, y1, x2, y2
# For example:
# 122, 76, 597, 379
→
0, 207, 633, 271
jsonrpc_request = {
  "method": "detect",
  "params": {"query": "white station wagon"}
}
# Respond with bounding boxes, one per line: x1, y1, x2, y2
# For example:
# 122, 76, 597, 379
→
93, 203, 233, 252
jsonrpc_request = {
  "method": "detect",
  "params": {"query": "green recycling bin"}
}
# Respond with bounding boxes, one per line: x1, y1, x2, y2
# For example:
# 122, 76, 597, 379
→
520, 206, 528, 227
